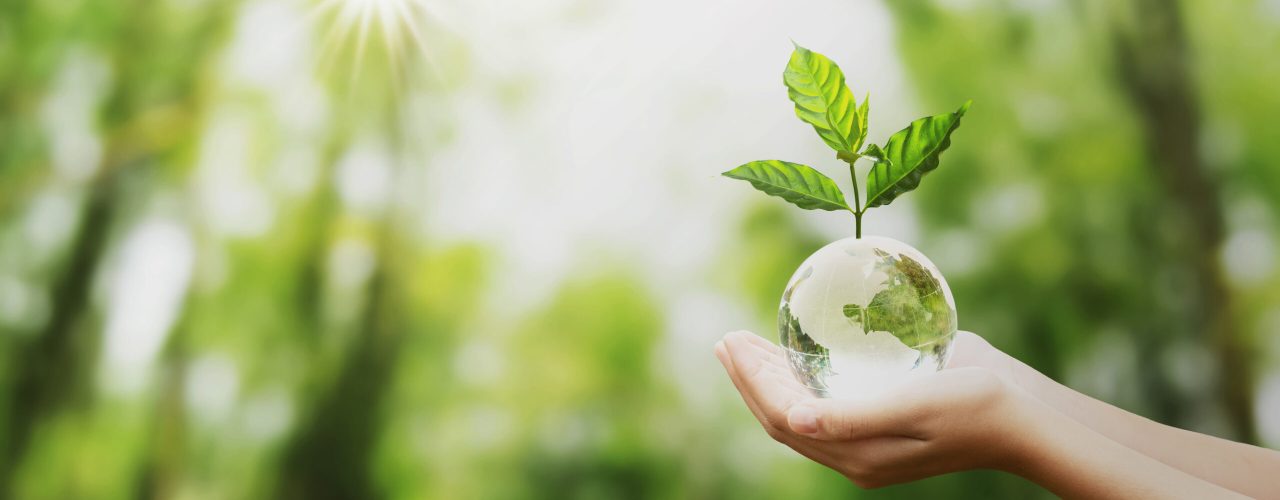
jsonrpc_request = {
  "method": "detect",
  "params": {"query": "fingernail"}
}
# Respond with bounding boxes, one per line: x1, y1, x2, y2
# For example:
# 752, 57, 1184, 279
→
789, 406, 819, 435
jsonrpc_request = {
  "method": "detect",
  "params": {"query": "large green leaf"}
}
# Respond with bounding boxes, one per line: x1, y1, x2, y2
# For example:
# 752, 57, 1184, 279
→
784, 44, 862, 154
864, 101, 971, 208
722, 160, 851, 211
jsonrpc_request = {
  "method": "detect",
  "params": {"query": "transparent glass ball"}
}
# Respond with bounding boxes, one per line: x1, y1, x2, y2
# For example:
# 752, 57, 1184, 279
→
779, 236, 957, 399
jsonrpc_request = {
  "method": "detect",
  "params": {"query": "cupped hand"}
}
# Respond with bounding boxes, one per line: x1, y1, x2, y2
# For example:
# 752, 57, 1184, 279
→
714, 330, 1043, 488
945, 330, 1026, 387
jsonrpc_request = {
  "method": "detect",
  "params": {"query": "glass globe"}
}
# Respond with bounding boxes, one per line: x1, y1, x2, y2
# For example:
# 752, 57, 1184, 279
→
779, 236, 957, 399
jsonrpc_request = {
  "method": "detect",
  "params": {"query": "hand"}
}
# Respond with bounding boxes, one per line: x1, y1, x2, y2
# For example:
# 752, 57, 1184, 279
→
944, 331, 1280, 499
716, 330, 1256, 498
713, 331, 1042, 488
945, 330, 1034, 392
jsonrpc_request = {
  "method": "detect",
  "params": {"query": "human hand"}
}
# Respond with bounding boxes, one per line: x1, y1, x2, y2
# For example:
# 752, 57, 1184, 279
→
945, 330, 1027, 386
944, 332, 1277, 499
714, 330, 1044, 488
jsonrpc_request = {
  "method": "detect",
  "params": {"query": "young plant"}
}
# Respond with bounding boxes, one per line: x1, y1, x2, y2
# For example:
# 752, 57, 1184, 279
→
723, 43, 971, 238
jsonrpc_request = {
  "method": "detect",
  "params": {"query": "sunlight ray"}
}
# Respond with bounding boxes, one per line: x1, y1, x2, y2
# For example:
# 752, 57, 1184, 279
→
309, 0, 439, 86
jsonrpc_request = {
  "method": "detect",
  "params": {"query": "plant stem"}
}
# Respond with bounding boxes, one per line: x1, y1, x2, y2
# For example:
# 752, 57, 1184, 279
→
845, 156, 863, 238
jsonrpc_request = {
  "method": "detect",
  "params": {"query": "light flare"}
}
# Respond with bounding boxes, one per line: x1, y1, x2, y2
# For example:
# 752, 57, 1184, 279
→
310, 0, 439, 86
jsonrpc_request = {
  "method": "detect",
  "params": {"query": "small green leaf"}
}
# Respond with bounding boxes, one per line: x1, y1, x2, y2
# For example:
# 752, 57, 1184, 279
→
835, 150, 860, 164
784, 44, 862, 154
864, 101, 971, 208
862, 143, 885, 161
723, 160, 851, 211
855, 93, 870, 153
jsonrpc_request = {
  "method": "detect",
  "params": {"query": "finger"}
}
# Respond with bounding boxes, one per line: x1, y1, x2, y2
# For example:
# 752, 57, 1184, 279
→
721, 337, 808, 421
717, 335, 841, 466
714, 339, 770, 426
726, 330, 790, 373
740, 340, 802, 382
756, 362, 813, 400
724, 331, 812, 395
723, 334, 813, 406
719, 339, 792, 430
717, 339, 843, 466
785, 383, 939, 441
791, 367, 1002, 441
723, 331, 811, 431
739, 330, 784, 356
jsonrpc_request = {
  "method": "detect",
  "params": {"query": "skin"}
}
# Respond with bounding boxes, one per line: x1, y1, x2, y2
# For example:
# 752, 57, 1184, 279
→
714, 330, 1267, 498
949, 331, 1280, 499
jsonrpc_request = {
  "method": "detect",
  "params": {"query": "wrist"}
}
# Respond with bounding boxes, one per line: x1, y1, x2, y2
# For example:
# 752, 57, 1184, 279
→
997, 395, 1111, 496
989, 385, 1063, 478
985, 345, 1063, 407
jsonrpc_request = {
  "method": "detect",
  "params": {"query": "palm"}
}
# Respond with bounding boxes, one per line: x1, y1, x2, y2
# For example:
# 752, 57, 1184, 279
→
945, 331, 1036, 395
715, 330, 1026, 488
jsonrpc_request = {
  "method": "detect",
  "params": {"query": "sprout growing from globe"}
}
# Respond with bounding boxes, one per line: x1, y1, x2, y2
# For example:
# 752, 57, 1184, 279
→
723, 43, 970, 398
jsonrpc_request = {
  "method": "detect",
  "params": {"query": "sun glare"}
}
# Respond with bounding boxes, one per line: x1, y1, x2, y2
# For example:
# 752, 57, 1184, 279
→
311, 0, 436, 84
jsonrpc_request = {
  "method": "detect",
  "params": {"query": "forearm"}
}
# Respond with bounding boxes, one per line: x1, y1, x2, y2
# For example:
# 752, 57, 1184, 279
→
1009, 398, 1249, 500
1000, 350, 1280, 498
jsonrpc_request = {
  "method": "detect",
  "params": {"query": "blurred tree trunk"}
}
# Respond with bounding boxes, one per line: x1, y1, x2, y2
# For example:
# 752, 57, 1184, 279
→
134, 313, 191, 500
292, 123, 351, 344
0, 0, 233, 491
0, 161, 121, 488
276, 228, 406, 500
276, 107, 409, 498
1109, 0, 1255, 442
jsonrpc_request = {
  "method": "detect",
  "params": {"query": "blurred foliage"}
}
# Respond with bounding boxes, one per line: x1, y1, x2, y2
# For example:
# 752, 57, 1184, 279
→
1, 0, 1278, 499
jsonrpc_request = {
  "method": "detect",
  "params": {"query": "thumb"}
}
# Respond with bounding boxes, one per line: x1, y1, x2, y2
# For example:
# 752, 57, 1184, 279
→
786, 397, 913, 441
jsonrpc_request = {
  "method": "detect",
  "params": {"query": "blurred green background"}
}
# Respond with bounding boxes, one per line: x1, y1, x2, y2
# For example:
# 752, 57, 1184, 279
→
2, 0, 1279, 498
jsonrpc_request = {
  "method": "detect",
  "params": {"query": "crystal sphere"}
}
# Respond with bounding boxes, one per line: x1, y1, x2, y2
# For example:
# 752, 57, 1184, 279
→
779, 236, 957, 399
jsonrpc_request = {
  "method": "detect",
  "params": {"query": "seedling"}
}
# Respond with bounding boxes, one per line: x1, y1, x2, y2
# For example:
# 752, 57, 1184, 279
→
723, 43, 971, 238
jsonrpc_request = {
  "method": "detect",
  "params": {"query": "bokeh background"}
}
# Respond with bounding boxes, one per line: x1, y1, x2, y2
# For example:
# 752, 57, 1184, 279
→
2, 0, 1279, 498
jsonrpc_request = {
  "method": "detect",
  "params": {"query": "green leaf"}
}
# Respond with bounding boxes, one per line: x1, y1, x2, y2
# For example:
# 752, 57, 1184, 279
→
784, 44, 862, 154
861, 143, 886, 161
855, 93, 870, 153
864, 101, 971, 208
723, 160, 852, 211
